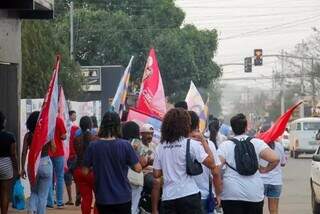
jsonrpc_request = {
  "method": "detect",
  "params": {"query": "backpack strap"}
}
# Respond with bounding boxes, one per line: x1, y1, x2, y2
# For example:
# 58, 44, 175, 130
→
186, 138, 191, 159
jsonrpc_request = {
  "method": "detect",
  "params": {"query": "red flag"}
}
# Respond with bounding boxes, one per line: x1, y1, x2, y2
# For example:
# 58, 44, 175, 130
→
127, 108, 162, 144
58, 86, 72, 171
256, 101, 303, 144
136, 48, 166, 118
28, 56, 61, 185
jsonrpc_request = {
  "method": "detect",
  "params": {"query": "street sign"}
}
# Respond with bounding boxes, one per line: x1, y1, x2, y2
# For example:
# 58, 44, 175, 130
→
81, 66, 102, 91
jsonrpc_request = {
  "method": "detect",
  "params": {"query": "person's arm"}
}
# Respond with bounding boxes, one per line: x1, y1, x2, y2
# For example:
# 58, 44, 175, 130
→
190, 131, 215, 164
259, 147, 280, 173
20, 134, 30, 178
202, 157, 222, 197
126, 143, 142, 173
10, 142, 19, 178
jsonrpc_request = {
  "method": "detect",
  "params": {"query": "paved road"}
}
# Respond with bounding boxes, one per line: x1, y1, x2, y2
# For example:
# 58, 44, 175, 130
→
9, 154, 313, 214
277, 155, 312, 214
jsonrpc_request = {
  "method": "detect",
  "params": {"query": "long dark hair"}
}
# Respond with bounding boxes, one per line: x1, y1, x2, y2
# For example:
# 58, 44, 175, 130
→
122, 121, 140, 140
209, 118, 220, 149
79, 116, 93, 145
0, 111, 6, 131
98, 111, 121, 138
161, 108, 191, 143
26, 111, 40, 133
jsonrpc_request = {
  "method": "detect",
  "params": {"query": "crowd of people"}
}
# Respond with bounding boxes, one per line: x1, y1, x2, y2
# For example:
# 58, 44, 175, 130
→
0, 100, 288, 214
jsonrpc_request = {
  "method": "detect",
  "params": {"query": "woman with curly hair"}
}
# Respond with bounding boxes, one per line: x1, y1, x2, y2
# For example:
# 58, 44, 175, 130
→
153, 108, 219, 214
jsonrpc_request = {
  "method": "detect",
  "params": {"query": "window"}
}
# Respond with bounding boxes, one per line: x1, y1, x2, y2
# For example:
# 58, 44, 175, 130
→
297, 123, 302, 131
303, 122, 320, 131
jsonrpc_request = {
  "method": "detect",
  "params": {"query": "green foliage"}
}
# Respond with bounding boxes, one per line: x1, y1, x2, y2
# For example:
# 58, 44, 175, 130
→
21, 20, 83, 99
23, 0, 221, 104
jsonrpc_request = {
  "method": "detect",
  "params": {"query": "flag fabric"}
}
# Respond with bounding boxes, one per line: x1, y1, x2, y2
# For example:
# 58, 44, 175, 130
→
127, 108, 162, 144
58, 86, 72, 171
199, 96, 209, 132
185, 81, 206, 132
136, 48, 166, 118
27, 56, 61, 185
111, 56, 134, 118
256, 101, 303, 144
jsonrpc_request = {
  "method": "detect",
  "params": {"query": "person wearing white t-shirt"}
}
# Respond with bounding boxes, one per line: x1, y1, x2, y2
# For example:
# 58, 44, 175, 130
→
217, 113, 279, 214
153, 108, 220, 214
260, 141, 286, 214
188, 111, 222, 214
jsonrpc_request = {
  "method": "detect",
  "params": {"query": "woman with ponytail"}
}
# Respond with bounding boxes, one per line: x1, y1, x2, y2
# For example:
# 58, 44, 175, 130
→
73, 116, 97, 214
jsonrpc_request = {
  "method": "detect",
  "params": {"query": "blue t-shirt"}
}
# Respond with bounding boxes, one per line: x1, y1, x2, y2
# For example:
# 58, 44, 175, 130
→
83, 139, 139, 205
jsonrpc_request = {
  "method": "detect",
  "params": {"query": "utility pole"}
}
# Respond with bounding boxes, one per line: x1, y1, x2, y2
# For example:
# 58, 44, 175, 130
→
300, 60, 305, 118
70, 1, 74, 60
280, 49, 285, 115
311, 58, 316, 114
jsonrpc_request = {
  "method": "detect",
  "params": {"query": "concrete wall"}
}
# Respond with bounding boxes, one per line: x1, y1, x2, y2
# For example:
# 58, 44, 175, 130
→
0, 11, 21, 151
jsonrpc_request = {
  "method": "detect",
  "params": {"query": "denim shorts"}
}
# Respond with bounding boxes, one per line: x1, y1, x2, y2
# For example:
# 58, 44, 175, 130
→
264, 184, 282, 198
64, 159, 76, 186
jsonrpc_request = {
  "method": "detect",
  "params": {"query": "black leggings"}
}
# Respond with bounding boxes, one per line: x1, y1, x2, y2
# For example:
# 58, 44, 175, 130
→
222, 200, 264, 214
96, 201, 131, 214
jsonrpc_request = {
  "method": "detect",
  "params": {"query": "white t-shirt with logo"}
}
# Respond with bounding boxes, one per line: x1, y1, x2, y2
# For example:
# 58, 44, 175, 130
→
153, 138, 208, 201
260, 142, 286, 185
217, 135, 269, 202
194, 140, 221, 200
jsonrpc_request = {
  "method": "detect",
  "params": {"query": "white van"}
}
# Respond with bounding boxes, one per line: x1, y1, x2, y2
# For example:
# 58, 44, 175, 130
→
289, 117, 320, 159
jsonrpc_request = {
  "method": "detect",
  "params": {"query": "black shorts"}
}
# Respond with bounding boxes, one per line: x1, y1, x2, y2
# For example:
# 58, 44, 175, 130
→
221, 200, 264, 214
96, 201, 131, 214
161, 193, 202, 214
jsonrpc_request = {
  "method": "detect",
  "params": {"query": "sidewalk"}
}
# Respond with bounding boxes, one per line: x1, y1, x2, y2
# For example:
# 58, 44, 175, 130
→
9, 205, 81, 213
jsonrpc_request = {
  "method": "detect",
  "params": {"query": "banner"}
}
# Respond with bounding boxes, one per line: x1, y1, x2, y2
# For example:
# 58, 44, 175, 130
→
136, 48, 166, 118
58, 86, 72, 171
185, 81, 207, 132
111, 56, 134, 118
27, 56, 60, 185
256, 101, 303, 143
127, 108, 162, 144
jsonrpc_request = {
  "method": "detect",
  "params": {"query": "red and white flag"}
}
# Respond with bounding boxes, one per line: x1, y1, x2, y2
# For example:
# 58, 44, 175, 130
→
256, 101, 303, 144
58, 86, 72, 171
28, 56, 61, 185
136, 48, 166, 118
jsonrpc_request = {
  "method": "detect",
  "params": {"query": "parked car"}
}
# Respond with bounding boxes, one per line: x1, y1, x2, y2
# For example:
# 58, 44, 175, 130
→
289, 117, 320, 159
310, 147, 320, 213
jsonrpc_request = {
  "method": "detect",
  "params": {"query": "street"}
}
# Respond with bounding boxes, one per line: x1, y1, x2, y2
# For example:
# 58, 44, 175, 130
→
278, 155, 312, 214
9, 154, 313, 214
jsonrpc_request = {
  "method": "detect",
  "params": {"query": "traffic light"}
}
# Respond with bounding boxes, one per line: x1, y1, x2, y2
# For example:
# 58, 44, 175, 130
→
254, 49, 263, 66
244, 57, 252, 73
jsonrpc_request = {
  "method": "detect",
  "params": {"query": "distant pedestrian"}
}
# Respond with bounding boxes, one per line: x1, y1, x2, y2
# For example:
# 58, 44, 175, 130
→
83, 112, 142, 214
21, 111, 54, 214
217, 113, 280, 214
153, 108, 219, 214
0, 111, 18, 214
73, 116, 97, 214
47, 116, 67, 208
64, 110, 79, 206
174, 101, 188, 110
90, 116, 99, 135
259, 125, 287, 214
208, 117, 227, 149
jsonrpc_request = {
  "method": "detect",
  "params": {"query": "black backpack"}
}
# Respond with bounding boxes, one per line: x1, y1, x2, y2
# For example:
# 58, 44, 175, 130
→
226, 137, 259, 176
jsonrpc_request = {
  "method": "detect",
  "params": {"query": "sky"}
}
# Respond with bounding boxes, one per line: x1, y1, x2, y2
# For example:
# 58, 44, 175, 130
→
175, 0, 320, 89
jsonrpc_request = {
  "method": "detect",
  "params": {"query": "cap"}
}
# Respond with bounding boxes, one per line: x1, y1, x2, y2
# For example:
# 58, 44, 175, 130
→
141, 124, 154, 133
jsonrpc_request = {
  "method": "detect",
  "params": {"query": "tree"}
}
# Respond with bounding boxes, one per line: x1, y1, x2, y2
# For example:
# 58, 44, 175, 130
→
21, 20, 83, 99
53, 0, 221, 102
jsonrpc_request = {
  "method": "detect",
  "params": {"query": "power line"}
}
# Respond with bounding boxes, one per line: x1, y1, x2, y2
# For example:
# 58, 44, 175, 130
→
220, 14, 320, 40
